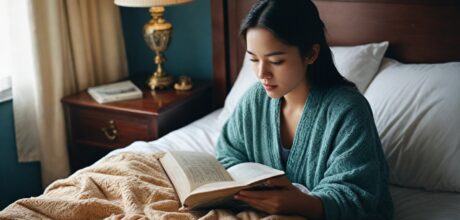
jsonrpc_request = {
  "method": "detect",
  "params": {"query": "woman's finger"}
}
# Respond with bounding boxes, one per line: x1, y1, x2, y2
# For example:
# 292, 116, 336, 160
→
238, 190, 280, 199
265, 176, 292, 187
235, 194, 273, 211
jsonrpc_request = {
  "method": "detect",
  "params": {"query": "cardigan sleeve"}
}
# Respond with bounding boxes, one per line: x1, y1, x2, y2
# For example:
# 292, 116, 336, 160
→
215, 97, 250, 169
310, 97, 392, 220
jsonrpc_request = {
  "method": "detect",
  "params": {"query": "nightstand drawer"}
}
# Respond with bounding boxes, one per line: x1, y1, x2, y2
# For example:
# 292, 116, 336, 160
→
69, 107, 155, 149
62, 80, 212, 171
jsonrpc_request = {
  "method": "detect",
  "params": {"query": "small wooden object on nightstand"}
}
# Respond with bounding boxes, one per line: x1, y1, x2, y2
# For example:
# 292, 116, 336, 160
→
62, 80, 212, 172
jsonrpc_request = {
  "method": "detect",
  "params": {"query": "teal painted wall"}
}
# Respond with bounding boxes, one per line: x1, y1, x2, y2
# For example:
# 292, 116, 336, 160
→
120, 0, 213, 80
0, 101, 42, 209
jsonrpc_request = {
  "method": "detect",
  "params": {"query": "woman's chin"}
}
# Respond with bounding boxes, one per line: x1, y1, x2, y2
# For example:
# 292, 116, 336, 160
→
265, 91, 283, 99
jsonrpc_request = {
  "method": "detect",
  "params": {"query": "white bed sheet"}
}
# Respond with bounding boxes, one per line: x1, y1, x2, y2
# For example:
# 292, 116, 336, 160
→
391, 185, 460, 220
99, 109, 460, 220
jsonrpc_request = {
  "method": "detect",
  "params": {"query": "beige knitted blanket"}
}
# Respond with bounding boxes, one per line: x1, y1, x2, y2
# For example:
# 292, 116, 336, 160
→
0, 153, 305, 220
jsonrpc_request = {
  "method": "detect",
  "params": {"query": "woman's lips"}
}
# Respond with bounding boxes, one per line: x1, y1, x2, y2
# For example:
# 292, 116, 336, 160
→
263, 84, 277, 91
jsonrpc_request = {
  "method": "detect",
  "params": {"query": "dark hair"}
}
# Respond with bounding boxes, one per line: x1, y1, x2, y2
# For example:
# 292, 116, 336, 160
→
240, 0, 355, 89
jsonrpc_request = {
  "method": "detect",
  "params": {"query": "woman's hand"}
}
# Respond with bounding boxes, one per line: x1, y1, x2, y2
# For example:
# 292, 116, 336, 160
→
234, 176, 324, 219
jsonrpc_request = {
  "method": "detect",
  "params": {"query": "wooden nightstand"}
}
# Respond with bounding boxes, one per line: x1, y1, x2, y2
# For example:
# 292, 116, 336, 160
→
62, 80, 212, 171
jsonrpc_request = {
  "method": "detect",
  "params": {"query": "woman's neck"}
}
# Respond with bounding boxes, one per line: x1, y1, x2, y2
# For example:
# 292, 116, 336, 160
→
283, 80, 311, 112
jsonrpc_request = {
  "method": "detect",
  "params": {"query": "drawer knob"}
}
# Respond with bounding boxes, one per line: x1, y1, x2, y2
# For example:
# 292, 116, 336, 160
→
101, 120, 118, 141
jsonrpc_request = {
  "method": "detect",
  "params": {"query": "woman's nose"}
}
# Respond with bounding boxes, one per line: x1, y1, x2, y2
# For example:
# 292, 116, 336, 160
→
257, 62, 272, 79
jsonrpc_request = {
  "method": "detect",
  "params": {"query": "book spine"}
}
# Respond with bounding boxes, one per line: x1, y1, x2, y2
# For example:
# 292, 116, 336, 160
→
88, 90, 142, 104
87, 90, 104, 103
100, 93, 142, 103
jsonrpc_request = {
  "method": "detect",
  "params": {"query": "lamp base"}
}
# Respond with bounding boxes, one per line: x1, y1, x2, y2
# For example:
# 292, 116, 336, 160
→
148, 73, 174, 90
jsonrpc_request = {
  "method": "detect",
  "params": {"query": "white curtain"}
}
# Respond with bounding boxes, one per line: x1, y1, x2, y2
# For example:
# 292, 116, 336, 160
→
11, 0, 128, 186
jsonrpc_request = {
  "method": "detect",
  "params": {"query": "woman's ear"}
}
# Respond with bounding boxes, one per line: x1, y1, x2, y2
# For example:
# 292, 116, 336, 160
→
305, 44, 320, 65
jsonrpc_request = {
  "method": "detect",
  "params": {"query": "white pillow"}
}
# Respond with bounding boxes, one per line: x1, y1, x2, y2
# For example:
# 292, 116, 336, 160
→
364, 58, 460, 192
217, 42, 389, 126
331, 41, 389, 93
217, 54, 257, 127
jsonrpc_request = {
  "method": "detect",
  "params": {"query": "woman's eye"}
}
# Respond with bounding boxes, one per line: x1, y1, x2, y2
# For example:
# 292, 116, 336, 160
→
250, 59, 259, 63
270, 60, 284, 65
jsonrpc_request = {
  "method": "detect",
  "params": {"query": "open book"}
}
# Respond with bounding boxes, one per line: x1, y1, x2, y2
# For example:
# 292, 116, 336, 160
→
159, 151, 285, 210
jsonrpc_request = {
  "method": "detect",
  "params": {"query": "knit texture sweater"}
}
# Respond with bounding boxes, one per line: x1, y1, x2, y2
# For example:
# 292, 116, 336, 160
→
216, 83, 394, 220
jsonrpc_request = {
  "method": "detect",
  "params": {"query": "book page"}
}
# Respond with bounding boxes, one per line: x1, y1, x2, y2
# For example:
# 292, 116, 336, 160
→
227, 162, 284, 185
168, 151, 233, 192
183, 163, 284, 209
159, 152, 191, 203
189, 163, 284, 196
189, 181, 245, 195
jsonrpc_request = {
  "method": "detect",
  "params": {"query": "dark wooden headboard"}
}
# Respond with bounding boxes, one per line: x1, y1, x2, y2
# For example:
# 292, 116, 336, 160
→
211, 0, 460, 107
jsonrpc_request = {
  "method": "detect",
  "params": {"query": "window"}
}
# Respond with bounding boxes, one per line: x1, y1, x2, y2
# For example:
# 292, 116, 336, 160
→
0, 0, 13, 102
0, 0, 34, 102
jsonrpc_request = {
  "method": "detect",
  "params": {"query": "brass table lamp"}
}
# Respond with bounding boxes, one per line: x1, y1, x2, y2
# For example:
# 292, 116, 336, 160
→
114, 0, 193, 90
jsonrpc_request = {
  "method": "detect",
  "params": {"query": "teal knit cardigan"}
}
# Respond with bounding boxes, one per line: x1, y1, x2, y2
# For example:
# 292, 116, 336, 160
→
216, 84, 393, 220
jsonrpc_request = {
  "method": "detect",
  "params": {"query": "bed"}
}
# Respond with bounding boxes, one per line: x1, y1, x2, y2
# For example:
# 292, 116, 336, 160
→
1, 0, 459, 219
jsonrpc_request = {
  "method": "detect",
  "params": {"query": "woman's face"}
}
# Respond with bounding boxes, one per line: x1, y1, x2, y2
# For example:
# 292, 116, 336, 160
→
246, 27, 310, 99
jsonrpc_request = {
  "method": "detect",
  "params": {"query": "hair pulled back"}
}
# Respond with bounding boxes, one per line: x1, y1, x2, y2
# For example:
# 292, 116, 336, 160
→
241, 0, 355, 88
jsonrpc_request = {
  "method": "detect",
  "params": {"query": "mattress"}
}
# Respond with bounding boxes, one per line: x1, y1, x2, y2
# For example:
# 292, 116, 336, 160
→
101, 109, 460, 220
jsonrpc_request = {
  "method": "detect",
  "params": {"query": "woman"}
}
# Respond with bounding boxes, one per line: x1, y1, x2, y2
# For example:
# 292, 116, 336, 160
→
215, 0, 394, 219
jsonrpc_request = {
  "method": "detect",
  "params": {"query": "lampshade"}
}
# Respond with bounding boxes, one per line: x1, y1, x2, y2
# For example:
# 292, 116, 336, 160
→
114, 0, 192, 7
